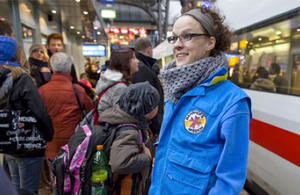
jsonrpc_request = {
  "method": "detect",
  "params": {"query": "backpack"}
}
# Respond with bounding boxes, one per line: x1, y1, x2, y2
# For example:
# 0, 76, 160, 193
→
51, 122, 138, 195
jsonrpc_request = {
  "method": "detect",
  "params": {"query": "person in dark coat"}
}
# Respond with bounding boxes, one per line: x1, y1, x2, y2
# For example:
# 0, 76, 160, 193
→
0, 35, 53, 195
133, 37, 164, 136
29, 43, 52, 88
269, 63, 288, 94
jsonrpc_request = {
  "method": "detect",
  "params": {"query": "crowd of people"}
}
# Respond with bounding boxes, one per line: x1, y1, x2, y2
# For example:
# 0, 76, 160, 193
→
0, 6, 252, 195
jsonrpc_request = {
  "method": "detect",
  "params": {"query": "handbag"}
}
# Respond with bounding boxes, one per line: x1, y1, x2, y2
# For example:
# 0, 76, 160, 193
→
0, 107, 46, 155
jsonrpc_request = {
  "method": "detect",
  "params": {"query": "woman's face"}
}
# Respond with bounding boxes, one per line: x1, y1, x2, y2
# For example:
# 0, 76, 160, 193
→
31, 49, 45, 61
172, 16, 215, 66
129, 53, 139, 75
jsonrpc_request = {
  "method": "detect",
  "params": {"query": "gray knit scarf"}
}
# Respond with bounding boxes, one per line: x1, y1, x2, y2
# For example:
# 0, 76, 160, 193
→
161, 53, 227, 104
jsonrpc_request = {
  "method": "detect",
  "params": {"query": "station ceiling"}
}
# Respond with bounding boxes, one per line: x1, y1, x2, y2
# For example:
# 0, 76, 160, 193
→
32, 0, 167, 43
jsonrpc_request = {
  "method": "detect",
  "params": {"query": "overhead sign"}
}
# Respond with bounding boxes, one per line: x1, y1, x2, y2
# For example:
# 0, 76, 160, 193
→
101, 9, 116, 19
83, 44, 106, 57
100, 0, 115, 4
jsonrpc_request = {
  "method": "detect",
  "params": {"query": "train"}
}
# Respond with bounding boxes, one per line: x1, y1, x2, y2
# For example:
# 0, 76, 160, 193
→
153, 1, 300, 194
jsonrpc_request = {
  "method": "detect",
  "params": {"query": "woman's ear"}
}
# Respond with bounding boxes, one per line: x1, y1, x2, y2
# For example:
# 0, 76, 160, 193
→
207, 36, 216, 51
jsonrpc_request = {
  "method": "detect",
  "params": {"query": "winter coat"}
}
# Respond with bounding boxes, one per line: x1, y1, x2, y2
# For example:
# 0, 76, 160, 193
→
149, 67, 251, 195
133, 52, 164, 135
99, 107, 152, 195
95, 69, 127, 114
0, 66, 53, 157
250, 78, 276, 92
39, 73, 93, 160
29, 57, 52, 88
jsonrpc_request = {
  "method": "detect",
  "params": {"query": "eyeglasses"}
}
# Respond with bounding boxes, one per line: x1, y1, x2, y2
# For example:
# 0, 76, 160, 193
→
167, 33, 209, 44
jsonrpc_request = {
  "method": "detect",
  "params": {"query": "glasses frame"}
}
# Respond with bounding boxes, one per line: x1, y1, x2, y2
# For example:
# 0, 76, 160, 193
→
167, 33, 209, 44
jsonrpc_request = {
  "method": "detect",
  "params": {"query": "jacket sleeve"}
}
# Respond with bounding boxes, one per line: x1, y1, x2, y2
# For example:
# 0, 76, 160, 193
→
208, 99, 251, 195
109, 129, 151, 175
75, 84, 93, 112
20, 75, 54, 141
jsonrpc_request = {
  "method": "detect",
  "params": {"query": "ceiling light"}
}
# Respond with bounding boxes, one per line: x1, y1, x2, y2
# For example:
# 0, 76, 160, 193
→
51, 10, 57, 14
297, 28, 300, 32
276, 31, 282, 35
81, 35, 85, 39
93, 40, 97, 43
94, 26, 98, 30
258, 37, 262, 41
70, 26, 75, 29
97, 31, 101, 35
83, 11, 88, 15
77, 31, 80, 35
75, 0, 80, 2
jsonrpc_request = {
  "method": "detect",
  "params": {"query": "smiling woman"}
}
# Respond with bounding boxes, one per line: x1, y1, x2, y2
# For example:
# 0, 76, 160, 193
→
149, 7, 252, 195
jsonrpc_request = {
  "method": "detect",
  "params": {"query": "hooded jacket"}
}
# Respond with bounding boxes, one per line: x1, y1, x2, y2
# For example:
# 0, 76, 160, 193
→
99, 107, 151, 195
99, 107, 151, 174
95, 69, 127, 114
0, 67, 54, 156
133, 52, 164, 134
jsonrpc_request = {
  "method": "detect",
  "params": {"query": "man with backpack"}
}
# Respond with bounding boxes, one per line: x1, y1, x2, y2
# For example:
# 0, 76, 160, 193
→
52, 82, 159, 195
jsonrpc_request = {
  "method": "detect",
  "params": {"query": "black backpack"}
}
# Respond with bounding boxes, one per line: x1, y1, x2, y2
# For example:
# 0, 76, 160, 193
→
51, 122, 137, 195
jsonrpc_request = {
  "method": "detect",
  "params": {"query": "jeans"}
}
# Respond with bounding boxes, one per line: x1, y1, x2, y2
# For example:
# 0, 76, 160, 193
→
5, 155, 43, 195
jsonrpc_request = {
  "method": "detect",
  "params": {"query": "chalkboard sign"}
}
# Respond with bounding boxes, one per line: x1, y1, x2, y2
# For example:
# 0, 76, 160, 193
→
0, 109, 46, 155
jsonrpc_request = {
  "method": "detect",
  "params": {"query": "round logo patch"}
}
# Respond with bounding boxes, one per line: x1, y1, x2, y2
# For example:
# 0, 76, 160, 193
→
184, 110, 206, 134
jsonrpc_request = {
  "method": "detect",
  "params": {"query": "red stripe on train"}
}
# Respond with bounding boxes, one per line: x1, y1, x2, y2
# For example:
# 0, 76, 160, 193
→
250, 119, 300, 167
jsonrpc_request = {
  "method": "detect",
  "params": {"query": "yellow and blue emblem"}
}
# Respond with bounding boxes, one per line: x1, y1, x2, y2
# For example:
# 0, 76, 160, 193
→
184, 110, 206, 134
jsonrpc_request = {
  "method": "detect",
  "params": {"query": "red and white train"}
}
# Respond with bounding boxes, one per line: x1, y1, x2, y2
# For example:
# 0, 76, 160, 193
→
154, 1, 300, 194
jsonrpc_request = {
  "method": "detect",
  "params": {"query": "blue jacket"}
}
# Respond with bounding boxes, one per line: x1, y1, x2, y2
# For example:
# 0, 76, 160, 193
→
149, 67, 251, 195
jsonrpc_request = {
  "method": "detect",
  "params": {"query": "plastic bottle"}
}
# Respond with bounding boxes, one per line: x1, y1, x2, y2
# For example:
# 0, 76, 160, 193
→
91, 145, 108, 195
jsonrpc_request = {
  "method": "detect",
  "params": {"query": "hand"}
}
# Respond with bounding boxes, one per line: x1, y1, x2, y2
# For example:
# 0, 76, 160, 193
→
142, 144, 152, 159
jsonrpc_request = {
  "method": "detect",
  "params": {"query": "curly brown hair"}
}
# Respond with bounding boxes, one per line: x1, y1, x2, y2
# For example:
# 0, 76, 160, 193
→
182, 7, 232, 57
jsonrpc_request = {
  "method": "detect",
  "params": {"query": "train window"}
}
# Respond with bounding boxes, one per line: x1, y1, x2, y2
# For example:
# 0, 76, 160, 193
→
228, 13, 300, 96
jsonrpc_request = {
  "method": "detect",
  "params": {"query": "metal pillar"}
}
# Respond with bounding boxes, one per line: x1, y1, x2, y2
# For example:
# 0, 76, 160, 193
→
8, 0, 23, 45
32, 1, 41, 43
157, 0, 163, 43
164, 0, 170, 40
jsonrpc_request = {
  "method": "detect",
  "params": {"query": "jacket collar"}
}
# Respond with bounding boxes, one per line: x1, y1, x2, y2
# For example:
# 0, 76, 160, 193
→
51, 73, 73, 82
183, 66, 228, 97
136, 52, 157, 67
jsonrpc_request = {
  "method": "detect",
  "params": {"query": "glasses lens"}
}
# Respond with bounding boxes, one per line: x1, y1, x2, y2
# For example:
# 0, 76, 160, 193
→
167, 36, 177, 44
182, 34, 192, 41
